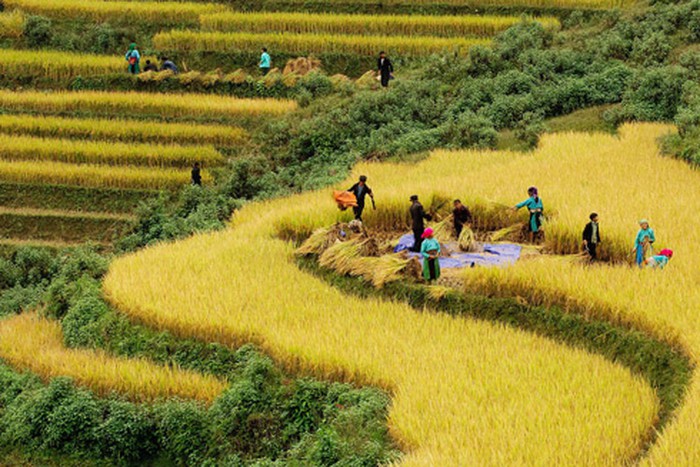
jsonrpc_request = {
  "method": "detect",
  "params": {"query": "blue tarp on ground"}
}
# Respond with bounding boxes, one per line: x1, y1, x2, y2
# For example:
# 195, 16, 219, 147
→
393, 233, 522, 268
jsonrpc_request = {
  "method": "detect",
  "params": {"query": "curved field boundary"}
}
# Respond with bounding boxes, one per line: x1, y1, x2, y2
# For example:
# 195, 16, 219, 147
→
298, 257, 691, 456
154, 30, 489, 57
0, 313, 227, 403
103, 124, 697, 465
0, 114, 248, 147
0, 90, 297, 120
199, 11, 560, 38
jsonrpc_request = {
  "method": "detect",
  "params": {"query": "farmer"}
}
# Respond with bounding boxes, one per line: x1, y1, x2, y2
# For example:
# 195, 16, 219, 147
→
645, 248, 673, 269
420, 228, 441, 282
347, 175, 375, 222
125, 43, 140, 74
453, 199, 472, 237
582, 212, 601, 261
160, 57, 179, 74
410, 195, 432, 252
191, 162, 202, 186
377, 51, 393, 88
260, 48, 271, 76
633, 219, 656, 267
143, 59, 158, 72
514, 186, 544, 243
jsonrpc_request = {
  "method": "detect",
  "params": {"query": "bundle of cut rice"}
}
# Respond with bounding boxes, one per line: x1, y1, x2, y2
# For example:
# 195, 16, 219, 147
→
431, 215, 454, 243
458, 226, 478, 252
296, 226, 334, 256
319, 239, 363, 274
490, 223, 524, 242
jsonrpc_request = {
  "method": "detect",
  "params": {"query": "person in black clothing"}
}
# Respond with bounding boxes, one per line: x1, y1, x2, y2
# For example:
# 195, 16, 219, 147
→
143, 60, 158, 72
409, 195, 432, 252
191, 162, 202, 186
347, 175, 375, 221
452, 199, 472, 237
377, 51, 393, 88
582, 212, 601, 261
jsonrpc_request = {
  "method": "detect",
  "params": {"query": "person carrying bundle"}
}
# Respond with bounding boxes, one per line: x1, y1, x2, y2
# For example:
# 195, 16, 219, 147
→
645, 248, 673, 269
420, 227, 441, 282
513, 186, 543, 243
125, 43, 140, 74
633, 219, 655, 267
410, 195, 432, 252
453, 199, 472, 237
347, 175, 375, 222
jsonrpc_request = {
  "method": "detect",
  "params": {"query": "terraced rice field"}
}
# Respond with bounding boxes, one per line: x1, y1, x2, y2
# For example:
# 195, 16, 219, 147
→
0, 313, 227, 402
0, 89, 295, 245
102, 123, 700, 464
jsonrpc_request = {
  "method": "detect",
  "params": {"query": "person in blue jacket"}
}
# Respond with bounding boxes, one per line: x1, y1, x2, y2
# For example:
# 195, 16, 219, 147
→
514, 186, 543, 243
259, 48, 271, 76
633, 219, 656, 267
420, 227, 441, 282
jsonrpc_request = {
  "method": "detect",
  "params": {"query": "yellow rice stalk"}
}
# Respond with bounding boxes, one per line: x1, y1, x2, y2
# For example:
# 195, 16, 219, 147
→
295, 226, 333, 256
4, 0, 226, 26
222, 69, 248, 84
0, 159, 205, 189
0, 89, 297, 120
251, 0, 630, 9
200, 12, 560, 38
431, 215, 455, 242
0, 313, 227, 403
458, 225, 478, 252
0, 134, 223, 168
0, 49, 122, 80
0, 11, 24, 39
154, 30, 489, 57
0, 114, 247, 146
318, 239, 363, 275
105, 125, 697, 465
490, 223, 523, 241
363, 254, 412, 288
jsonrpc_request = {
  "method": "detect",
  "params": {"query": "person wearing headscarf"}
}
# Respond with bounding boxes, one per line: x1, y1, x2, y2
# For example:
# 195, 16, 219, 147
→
125, 43, 140, 74
420, 227, 441, 282
645, 248, 672, 269
633, 219, 656, 267
514, 186, 544, 243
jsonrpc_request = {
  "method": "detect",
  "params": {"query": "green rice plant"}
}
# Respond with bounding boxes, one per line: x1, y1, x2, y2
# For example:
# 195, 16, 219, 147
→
154, 30, 490, 57
200, 12, 560, 38
0, 114, 247, 146
0, 134, 223, 168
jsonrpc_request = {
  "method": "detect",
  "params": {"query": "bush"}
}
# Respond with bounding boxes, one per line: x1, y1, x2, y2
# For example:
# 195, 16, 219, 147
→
621, 66, 688, 121
155, 401, 212, 464
441, 112, 497, 149
12, 247, 57, 287
515, 111, 547, 149
95, 400, 157, 462
62, 292, 110, 348
23, 15, 52, 48
631, 32, 672, 66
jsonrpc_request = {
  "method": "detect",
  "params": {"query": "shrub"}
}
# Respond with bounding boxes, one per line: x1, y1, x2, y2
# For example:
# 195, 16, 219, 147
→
155, 401, 212, 464
621, 66, 688, 121
95, 400, 158, 462
23, 14, 52, 48
441, 112, 498, 149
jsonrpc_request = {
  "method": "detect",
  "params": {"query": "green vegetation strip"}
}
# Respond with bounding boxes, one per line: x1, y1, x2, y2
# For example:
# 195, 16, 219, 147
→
297, 257, 692, 450
0, 182, 159, 214
0, 212, 133, 243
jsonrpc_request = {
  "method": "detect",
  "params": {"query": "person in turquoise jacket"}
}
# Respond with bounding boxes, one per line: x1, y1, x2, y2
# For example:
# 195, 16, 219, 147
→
633, 219, 655, 267
514, 186, 543, 243
125, 43, 140, 74
645, 248, 672, 269
420, 227, 441, 282
259, 48, 271, 76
